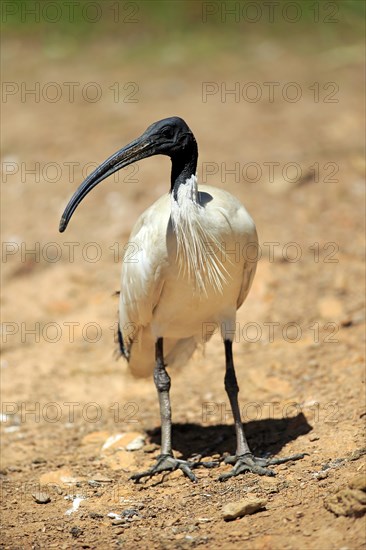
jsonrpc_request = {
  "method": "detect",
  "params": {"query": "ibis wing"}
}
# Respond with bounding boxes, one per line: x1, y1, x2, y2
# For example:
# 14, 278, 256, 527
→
235, 213, 258, 310
236, 261, 257, 310
119, 244, 165, 340
118, 195, 170, 349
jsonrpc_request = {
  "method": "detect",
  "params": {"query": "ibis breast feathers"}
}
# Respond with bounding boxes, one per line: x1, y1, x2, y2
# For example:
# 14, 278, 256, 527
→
119, 180, 257, 366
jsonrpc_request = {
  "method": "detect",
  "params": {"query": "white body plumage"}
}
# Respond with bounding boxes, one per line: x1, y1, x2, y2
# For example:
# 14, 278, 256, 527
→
119, 176, 258, 377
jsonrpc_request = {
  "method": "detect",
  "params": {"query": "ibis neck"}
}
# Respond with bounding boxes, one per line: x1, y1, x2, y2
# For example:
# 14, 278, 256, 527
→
170, 144, 198, 200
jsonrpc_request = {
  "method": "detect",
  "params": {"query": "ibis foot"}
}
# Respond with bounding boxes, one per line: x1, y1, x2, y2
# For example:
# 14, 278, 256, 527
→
218, 452, 307, 481
130, 454, 219, 483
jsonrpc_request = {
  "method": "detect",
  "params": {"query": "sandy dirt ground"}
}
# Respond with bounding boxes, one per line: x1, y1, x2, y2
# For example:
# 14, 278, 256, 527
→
1, 9, 365, 550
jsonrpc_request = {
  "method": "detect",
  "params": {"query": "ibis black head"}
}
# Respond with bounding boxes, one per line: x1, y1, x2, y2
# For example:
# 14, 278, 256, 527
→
59, 116, 198, 232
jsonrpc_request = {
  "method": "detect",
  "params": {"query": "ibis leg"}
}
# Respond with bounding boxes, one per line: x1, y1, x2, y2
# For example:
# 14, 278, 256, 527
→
219, 339, 306, 481
154, 337, 173, 456
131, 338, 218, 483
223, 339, 251, 456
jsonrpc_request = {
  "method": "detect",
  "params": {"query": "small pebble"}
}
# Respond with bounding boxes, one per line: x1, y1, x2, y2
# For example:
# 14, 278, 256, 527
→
126, 435, 145, 451
115, 526, 130, 533
222, 497, 267, 520
122, 508, 140, 518
112, 519, 128, 526
32, 457, 47, 465
89, 474, 113, 483
88, 481, 101, 487
70, 526, 83, 538
89, 512, 104, 520
32, 492, 51, 504
196, 517, 213, 523
314, 471, 328, 480
143, 443, 159, 453
108, 512, 122, 520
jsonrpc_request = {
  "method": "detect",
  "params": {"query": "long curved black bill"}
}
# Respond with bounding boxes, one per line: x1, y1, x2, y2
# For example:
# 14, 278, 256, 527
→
59, 135, 153, 232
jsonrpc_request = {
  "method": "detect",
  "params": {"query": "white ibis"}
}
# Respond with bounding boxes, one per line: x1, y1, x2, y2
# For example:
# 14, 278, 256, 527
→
60, 117, 304, 482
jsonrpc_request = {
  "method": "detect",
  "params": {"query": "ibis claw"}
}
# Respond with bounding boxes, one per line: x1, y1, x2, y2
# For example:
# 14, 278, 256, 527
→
218, 452, 307, 481
130, 454, 219, 483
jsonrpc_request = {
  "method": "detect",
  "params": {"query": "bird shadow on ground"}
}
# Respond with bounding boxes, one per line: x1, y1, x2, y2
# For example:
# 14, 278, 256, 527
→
147, 413, 312, 459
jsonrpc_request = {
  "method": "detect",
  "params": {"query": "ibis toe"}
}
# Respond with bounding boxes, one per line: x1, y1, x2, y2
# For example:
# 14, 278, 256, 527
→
130, 454, 219, 483
218, 452, 307, 481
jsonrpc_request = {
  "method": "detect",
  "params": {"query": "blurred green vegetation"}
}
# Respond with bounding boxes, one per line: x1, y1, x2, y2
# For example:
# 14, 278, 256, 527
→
1, 0, 364, 58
